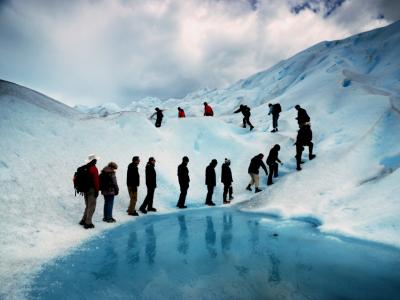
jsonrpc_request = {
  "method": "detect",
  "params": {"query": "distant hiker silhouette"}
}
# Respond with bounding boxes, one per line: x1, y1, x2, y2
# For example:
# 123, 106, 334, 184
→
178, 107, 186, 118
127, 156, 140, 216
139, 157, 158, 213
150, 107, 164, 127
247, 154, 268, 193
268, 103, 281, 132
266, 144, 283, 185
221, 158, 234, 204
234, 104, 254, 131
295, 124, 316, 171
203, 102, 214, 116
100, 161, 119, 223
177, 156, 190, 209
295, 105, 310, 128
205, 159, 218, 206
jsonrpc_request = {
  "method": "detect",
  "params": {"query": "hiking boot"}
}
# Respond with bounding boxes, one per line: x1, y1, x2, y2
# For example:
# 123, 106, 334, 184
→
309, 154, 316, 160
255, 188, 262, 193
84, 223, 95, 229
270, 128, 276, 133
229, 196, 234, 200
223, 201, 230, 204
250, 126, 254, 131
148, 207, 157, 212
296, 167, 302, 171
110, 218, 116, 223
79, 220, 85, 226
267, 182, 273, 186
102, 218, 107, 222
246, 184, 252, 191
206, 202, 216, 206
128, 211, 139, 216
139, 208, 147, 214
178, 205, 187, 209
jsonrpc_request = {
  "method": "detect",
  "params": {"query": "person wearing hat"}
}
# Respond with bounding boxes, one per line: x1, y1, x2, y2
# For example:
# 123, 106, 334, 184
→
203, 102, 214, 117
150, 107, 164, 127
266, 144, 283, 185
79, 154, 100, 229
178, 107, 186, 118
205, 159, 218, 206
246, 153, 268, 193
221, 158, 234, 204
139, 157, 158, 213
100, 162, 119, 223
295, 105, 310, 128
177, 156, 190, 208
127, 156, 140, 216
234, 105, 254, 131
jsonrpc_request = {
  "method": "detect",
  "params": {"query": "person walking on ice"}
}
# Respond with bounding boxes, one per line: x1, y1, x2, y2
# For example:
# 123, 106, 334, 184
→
150, 107, 164, 127
234, 105, 254, 131
178, 107, 186, 118
177, 156, 190, 209
268, 103, 282, 132
203, 102, 214, 116
139, 157, 158, 213
127, 156, 140, 216
266, 145, 283, 185
295, 125, 316, 171
205, 159, 218, 206
100, 162, 119, 223
221, 158, 234, 204
246, 154, 268, 193
295, 105, 310, 128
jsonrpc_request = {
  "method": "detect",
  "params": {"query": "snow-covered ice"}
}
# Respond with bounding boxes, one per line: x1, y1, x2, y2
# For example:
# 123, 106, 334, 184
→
1, 20, 400, 299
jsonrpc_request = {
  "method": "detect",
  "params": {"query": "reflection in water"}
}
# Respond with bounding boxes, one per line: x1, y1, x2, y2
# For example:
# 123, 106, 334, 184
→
127, 231, 140, 267
177, 215, 189, 255
221, 213, 233, 253
268, 254, 281, 283
145, 225, 156, 265
93, 243, 118, 280
247, 220, 260, 256
205, 216, 217, 258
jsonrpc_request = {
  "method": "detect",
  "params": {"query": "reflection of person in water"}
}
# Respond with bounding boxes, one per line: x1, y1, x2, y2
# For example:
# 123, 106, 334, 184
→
221, 213, 233, 253
93, 242, 118, 280
127, 231, 140, 267
247, 220, 260, 256
205, 216, 217, 258
145, 225, 156, 265
177, 215, 189, 255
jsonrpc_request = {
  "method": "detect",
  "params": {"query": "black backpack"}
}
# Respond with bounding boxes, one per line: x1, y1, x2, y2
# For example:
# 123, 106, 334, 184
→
99, 171, 113, 191
274, 103, 282, 113
73, 164, 91, 196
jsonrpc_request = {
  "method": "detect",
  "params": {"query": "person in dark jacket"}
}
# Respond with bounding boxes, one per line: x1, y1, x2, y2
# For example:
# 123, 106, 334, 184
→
151, 107, 164, 127
79, 154, 100, 229
204, 102, 214, 116
100, 162, 119, 223
268, 103, 281, 132
205, 159, 218, 206
234, 105, 254, 131
177, 156, 190, 209
246, 153, 268, 193
139, 157, 157, 213
295, 125, 316, 171
266, 144, 283, 185
221, 158, 233, 204
178, 107, 186, 118
295, 105, 310, 128
127, 156, 140, 216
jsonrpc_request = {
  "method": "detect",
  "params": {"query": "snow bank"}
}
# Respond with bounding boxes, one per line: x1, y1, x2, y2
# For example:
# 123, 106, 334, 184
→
1, 20, 400, 299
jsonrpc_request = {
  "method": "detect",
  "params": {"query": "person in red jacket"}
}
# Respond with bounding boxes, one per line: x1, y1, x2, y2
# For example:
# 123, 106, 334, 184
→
79, 154, 100, 229
203, 102, 214, 116
178, 107, 186, 118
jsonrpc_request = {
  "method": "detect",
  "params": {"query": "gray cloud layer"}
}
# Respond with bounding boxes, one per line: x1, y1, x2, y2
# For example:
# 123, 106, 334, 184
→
0, 0, 396, 105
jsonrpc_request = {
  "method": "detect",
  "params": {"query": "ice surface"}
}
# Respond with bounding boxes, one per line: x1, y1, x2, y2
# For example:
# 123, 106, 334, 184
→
1, 21, 400, 299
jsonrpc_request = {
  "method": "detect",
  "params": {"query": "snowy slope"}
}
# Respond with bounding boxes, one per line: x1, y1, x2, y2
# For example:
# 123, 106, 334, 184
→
1, 20, 400, 299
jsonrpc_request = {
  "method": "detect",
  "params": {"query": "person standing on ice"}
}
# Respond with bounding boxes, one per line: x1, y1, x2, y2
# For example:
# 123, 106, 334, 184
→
177, 156, 190, 209
139, 157, 158, 213
178, 107, 186, 118
203, 102, 214, 116
100, 162, 119, 223
221, 158, 234, 204
79, 154, 100, 229
150, 107, 164, 127
246, 153, 268, 193
268, 103, 282, 132
234, 105, 254, 131
205, 159, 218, 206
127, 156, 140, 216
266, 144, 283, 185
295, 125, 316, 171
295, 105, 310, 128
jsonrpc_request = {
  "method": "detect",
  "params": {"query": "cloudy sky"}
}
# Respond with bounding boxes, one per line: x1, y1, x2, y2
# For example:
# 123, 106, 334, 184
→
0, 0, 399, 106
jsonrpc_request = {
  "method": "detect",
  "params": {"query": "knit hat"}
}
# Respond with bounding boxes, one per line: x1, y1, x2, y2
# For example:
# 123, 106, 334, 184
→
108, 162, 118, 170
225, 158, 231, 164
85, 154, 100, 163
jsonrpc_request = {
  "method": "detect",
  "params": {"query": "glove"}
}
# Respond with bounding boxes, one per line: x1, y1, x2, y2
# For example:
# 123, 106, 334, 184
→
280, 162, 284, 166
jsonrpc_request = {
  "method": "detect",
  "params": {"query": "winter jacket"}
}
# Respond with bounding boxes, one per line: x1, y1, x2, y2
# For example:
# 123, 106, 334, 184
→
297, 108, 310, 125
296, 125, 313, 146
178, 110, 186, 118
127, 163, 140, 191
88, 164, 100, 192
248, 156, 268, 175
178, 163, 190, 187
100, 166, 119, 196
269, 104, 281, 116
267, 147, 282, 165
205, 164, 216, 186
145, 162, 157, 188
234, 105, 251, 117
151, 110, 164, 120
204, 105, 214, 116
221, 163, 233, 185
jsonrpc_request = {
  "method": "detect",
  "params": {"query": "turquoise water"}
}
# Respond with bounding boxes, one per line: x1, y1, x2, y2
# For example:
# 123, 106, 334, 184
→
28, 208, 400, 300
